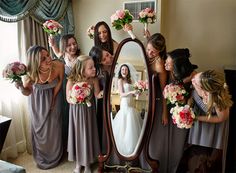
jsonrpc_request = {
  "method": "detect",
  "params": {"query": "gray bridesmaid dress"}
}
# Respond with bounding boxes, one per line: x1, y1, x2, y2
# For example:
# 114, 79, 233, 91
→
148, 78, 169, 173
29, 79, 63, 169
187, 90, 229, 173
67, 88, 100, 166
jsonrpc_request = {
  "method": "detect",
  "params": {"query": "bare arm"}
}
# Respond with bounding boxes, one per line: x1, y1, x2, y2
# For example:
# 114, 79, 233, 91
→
118, 79, 136, 97
197, 107, 230, 123
66, 79, 74, 104
15, 77, 32, 96
53, 61, 64, 97
157, 61, 168, 125
48, 36, 63, 58
93, 77, 102, 98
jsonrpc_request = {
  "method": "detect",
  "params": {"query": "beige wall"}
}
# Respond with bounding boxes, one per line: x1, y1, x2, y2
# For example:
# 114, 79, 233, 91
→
72, 0, 236, 71
162, 0, 236, 71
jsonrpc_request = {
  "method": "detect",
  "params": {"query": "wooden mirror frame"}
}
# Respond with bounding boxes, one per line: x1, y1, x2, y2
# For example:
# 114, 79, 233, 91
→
98, 38, 159, 173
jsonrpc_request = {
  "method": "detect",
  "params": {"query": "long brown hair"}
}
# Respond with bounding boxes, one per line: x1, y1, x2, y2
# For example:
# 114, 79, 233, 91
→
94, 21, 114, 55
147, 33, 167, 60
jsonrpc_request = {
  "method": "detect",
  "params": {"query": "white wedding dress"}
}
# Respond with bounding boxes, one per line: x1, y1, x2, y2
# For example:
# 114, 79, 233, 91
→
111, 83, 143, 156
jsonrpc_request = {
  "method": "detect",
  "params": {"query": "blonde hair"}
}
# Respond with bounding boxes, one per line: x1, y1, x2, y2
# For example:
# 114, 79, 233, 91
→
200, 70, 233, 113
26, 46, 47, 83
67, 55, 92, 82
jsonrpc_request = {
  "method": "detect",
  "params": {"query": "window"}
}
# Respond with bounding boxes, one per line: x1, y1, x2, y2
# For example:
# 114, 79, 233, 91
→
123, 0, 156, 21
0, 21, 18, 75
0, 21, 20, 99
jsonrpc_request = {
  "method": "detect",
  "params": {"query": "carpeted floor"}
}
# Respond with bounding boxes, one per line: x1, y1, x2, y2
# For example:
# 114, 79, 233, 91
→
8, 152, 99, 173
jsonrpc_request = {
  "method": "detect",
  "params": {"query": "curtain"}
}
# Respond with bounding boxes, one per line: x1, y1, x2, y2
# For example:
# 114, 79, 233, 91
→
0, 0, 67, 23
0, 0, 74, 36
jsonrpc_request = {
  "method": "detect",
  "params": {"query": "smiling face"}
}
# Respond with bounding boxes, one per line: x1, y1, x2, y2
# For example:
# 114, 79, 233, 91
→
146, 43, 159, 59
83, 59, 96, 78
120, 65, 129, 78
165, 55, 174, 71
65, 37, 78, 56
191, 72, 208, 98
40, 49, 52, 69
98, 25, 108, 43
100, 50, 113, 65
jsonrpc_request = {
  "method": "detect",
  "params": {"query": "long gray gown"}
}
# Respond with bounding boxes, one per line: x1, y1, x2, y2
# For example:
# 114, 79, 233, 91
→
187, 90, 229, 173
148, 77, 169, 173
67, 88, 100, 166
29, 79, 63, 169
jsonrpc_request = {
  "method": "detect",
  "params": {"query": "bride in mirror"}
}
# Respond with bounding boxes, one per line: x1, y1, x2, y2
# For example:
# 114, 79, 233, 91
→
111, 63, 143, 156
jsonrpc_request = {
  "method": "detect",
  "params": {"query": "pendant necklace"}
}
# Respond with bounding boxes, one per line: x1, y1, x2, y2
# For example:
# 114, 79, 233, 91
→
149, 56, 160, 65
38, 67, 52, 84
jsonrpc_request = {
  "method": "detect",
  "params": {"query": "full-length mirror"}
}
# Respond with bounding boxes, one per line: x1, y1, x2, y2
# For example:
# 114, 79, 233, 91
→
110, 40, 149, 157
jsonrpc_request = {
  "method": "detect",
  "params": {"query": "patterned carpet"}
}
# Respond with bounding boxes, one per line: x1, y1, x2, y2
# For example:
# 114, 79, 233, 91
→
8, 152, 99, 173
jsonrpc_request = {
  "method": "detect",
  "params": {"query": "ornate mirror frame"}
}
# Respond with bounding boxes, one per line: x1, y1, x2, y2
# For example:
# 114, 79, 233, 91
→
98, 38, 159, 173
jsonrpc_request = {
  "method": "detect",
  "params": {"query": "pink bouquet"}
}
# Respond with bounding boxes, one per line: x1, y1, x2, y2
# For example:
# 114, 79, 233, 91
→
133, 80, 148, 99
138, 8, 156, 32
133, 80, 148, 93
2, 62, 27, 83
43, 20, 63, 36
170, 104, 195, 129
87, 25, 95, 39
69, 82, 92, 107
163, 83, 188, 105
110, 9, 136, 39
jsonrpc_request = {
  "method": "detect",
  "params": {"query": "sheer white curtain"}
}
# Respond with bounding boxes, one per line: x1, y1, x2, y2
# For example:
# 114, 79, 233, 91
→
0, 21, 31, 160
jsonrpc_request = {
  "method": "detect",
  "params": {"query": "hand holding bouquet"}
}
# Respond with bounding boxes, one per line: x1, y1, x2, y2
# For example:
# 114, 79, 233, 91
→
138, 8, 156, 37
133, 80, 148, 99
2, 62, 27, 83
111, 9, 136, 39
163, 83, 188, 105
170, 104, 195, 129
43, 20, 63, 36
69, 82, 92, 107
87, 25, 95, 39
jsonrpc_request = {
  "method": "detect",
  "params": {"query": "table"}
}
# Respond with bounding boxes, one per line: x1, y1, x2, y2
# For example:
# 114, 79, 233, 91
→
0, 115, 12, 153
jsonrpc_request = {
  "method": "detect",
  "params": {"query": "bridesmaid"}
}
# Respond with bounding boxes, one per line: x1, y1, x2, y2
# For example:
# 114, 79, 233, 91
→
185, 70, 233, 173
145, 33, 168, 172
49, 34, 81, 150
15, 45, 64, 169
94, 21, 118, 55
89, 46, 114, 153
165, 48, 198, 173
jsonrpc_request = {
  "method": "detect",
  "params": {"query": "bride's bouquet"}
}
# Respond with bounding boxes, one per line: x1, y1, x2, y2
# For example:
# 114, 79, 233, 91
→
170, 104, 195, 129
133, 80, 148, 99
138, 8, 156, 32
133, 80, 148, 93
110, 9, 136, 39
2, 61, 27, 83
69, 82, 92, 107
43, 20, 63, 36
87, 25, 95, 39
163, 83, 188, 105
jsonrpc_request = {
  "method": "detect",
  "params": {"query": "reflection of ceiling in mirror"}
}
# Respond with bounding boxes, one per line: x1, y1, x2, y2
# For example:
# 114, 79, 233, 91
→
118, 42, 145, 66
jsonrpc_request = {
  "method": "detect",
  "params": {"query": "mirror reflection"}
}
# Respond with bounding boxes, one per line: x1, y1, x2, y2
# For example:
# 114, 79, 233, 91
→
110, 41, 149, 156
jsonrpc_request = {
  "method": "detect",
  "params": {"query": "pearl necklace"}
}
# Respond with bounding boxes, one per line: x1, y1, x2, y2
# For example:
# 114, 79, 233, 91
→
38, 67, 52, 84
149, 56, 160, 65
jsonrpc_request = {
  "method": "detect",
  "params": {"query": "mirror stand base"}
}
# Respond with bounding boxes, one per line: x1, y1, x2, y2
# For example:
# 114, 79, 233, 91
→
103, 163, 152, 173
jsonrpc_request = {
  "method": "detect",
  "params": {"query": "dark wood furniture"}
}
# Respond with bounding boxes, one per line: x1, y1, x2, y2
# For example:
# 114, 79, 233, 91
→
0, 115, 12, 153
98, 38, 159, 173
224, 67, 236, 173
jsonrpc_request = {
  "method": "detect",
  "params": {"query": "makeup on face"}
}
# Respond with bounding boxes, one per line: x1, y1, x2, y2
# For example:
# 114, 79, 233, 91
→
98, 25, 108, 43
